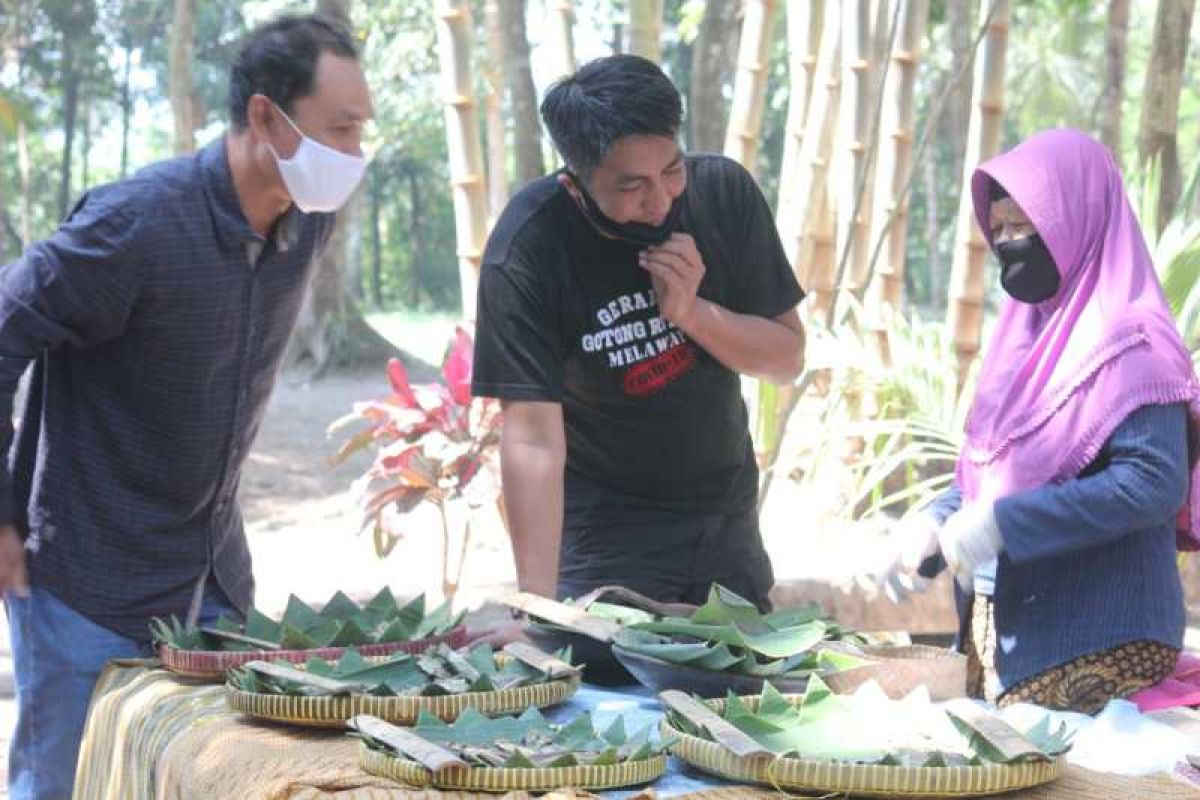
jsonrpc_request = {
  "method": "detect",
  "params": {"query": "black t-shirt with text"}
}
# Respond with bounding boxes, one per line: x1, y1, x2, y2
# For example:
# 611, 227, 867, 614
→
471, 154, 804, 515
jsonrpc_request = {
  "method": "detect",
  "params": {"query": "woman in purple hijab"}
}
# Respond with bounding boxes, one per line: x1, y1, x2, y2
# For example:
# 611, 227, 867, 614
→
886, 128, 1197, 713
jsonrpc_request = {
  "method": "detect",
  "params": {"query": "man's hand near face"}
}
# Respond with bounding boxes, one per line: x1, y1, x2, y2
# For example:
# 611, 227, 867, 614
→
639, 233, 705, 327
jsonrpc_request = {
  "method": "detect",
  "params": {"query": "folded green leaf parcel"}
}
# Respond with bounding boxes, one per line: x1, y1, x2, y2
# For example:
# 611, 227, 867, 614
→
227, 643, 575, 698
666, 678, 1072, 767
356, 707, 671, 769
613, 584, 871, 681
151, 588, 462, 653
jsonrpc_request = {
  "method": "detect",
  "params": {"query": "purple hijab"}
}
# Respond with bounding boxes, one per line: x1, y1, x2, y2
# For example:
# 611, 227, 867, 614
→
960, 128, 1200, 549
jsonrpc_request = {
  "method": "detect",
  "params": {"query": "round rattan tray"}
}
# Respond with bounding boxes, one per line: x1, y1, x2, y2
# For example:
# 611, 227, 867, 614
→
660, 695, 1064, 798
226, 673, 580, 728
357, 740, 667, 792
160, 627, 468, 680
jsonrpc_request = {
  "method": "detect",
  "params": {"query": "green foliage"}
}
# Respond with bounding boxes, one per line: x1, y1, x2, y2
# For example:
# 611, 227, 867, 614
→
785, 302, 972, 524
356, 706, 670, 768
1134, 155, 1200, 351
227, 642, 574, 697
667, 679, 1072, 766
611, 584, 868, 679
150, 588, 462, 652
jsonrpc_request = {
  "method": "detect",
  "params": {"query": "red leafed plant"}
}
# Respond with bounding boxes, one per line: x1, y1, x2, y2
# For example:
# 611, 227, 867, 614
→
329, 327, 502, 599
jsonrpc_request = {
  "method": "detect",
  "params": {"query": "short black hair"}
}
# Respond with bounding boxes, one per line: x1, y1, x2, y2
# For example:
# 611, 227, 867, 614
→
540, 54, 682, 179
228, 13, 358, 130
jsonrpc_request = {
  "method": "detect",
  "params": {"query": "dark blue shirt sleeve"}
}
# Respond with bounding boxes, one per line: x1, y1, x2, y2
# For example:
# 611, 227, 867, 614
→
994, 402, 1189, 564
0, 195, 143, 525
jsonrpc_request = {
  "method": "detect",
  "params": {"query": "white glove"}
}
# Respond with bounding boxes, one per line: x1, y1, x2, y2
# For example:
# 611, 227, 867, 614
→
937, 502, 1002, 591
864, 512, 940, 604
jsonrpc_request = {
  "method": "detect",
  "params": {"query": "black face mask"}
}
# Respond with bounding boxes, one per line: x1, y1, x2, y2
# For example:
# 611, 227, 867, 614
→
565, 171, 683, 247
996, 234, 1061, 303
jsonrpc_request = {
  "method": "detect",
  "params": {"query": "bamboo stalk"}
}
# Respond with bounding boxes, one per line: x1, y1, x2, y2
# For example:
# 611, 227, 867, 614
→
945, 0, 1010, 384
776, 1, 825, 218
866, 0, 929, 321
779, 6, 841, 290
628, 0, 664, 63
548, 0, 576, 77
434, 0, 490, 320
833, 0, 875, 298
723, 0, 780, 171
483, 0, 508, 225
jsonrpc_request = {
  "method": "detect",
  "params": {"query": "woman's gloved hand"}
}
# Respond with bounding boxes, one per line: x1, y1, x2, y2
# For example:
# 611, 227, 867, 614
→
936, 501, 1002, 590
867, 512, 941, 603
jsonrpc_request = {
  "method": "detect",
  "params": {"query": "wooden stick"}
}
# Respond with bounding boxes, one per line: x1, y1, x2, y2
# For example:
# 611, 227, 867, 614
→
503, 592, 621, 642
502, 641, 582, 679
351, 715, 467, 773
659, 691, 772, 760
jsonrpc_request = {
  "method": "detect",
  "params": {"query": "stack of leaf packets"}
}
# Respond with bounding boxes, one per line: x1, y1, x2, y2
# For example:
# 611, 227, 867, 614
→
661, 679, 1071, 796
611, 584, 872, 696
352, 708, 670, 791
152, 588, 465, 679
224, 643, 582, 727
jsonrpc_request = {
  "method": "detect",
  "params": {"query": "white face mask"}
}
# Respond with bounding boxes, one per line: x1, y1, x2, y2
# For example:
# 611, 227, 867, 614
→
267, 103, 367, 213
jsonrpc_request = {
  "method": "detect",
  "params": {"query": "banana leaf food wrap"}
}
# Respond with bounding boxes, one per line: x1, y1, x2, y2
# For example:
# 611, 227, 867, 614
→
352, 708, 670, 791
225, 642, 581, 726
611, 584, 875, 697
661, 679, 1071, 796
152, 588, 466, 678
227, 642, 576, 698
516, 586, 690, 686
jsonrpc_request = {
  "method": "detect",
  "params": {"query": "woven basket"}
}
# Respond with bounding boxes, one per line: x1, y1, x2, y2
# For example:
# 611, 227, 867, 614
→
357, 740, 667, 792
661, 695, 1064, 798
226, 673, 580, 728
159, 627, 468, 680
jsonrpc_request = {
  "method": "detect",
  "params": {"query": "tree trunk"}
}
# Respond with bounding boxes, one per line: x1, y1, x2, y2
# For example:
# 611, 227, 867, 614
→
776, 1, 824, 215
945, 0, 1009, 385
548, 0, 576, 78
408, 166, 424, 308
866, 0, 929, 319
779, 3, 841, 307
628, 0, 664, 63
689, 0, 740, 152
483, 0, 508, 223
368, 169, 383, 308
58, 36, 80, 220
168, 0, 197, 154
435, 0, 490, 319
723, 1, 779, 172
285, 0, 399, 374
80, 99, 91, 188
120, 34, 133, 177
500, 0, 542, 186
833, 0, 876, 299
1097, 0, 1129, 160
1137, 0, 1195, 235
943, 0, 973, 181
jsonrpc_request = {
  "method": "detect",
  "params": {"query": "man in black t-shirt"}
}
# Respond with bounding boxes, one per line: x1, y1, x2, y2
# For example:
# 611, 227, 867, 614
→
471, 55, 805, 612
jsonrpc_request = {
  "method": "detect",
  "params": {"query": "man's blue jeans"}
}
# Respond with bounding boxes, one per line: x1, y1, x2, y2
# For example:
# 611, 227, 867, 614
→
4, 584, 237, 800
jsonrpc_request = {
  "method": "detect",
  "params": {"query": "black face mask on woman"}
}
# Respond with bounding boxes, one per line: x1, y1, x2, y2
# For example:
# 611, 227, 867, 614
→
996, 234, 1061, 303
565, 170, 683, 247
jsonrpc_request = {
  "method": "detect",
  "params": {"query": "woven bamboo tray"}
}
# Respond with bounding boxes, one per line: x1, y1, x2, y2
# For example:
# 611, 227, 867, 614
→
660, 695, 1064, 798
160, 626, 468, 680
358, 740, 667, 792
226, 673, 580, 728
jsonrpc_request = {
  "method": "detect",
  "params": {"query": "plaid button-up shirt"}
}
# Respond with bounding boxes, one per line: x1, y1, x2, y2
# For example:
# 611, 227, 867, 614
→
0, 137, 334, 640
